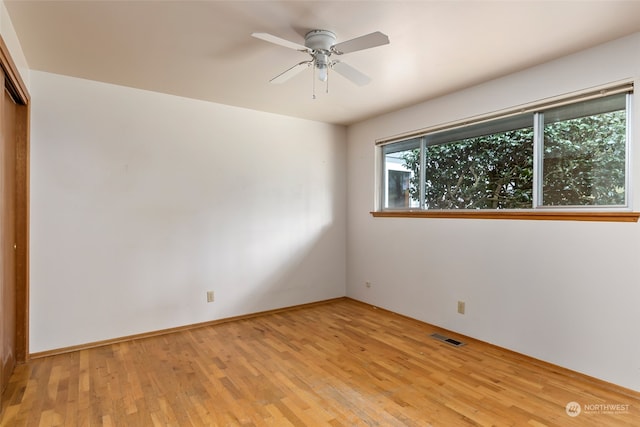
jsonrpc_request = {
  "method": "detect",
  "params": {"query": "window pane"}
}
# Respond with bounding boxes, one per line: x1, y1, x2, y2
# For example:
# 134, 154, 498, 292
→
382, 139, 420, 208
424, 128, 534, 209
542, 94, 626, 206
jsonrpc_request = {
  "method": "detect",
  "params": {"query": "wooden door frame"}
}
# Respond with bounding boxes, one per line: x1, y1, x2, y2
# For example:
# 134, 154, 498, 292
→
0, 35, 30, 363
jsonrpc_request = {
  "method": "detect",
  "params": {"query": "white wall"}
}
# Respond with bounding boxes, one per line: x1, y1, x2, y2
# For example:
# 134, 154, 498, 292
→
30, 71, 347, 352
347, 33, 640, 391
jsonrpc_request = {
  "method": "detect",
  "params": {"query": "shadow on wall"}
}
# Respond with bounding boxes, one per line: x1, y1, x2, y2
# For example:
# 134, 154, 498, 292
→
113, 189, 343, 334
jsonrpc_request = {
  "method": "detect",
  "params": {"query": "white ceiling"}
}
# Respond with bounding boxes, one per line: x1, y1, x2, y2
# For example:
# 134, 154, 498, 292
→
6, 1, 640, 125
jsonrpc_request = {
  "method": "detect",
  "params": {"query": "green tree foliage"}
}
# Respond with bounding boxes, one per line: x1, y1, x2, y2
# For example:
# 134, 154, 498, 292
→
401, 111, 625, 209
543, 111, 625, 206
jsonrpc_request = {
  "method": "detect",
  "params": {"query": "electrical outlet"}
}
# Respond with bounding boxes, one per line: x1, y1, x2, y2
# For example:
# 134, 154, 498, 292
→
207, 291, 214, 303
457, 301, 465, 314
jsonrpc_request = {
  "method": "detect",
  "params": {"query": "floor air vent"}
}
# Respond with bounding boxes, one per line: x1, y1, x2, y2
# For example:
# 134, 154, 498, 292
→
430, 333, 465, 347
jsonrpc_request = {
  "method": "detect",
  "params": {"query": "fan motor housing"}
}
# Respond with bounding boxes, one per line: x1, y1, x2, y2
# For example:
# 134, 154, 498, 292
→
304, 30, 336, 51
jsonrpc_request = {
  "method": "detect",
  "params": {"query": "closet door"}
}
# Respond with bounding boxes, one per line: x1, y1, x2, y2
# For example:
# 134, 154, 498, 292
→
0, 71, 18, 406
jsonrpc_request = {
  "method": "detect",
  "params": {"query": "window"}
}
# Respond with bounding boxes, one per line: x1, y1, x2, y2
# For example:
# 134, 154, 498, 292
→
379, 88, 632, 212
541, 95, 627, 207
382, 138, 421, 209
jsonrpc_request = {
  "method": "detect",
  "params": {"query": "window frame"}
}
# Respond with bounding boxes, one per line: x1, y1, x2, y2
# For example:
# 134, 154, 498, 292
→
374, 83, 638, 222
536, 94, 630, 209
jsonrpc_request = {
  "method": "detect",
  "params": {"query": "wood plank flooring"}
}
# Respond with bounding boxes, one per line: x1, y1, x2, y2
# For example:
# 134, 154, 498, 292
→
1, 298, 639, 426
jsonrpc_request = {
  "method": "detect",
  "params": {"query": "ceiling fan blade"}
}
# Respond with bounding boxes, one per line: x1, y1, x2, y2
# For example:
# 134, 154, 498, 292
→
332, 61, 371, 86
331, 31, 389, 55
270, 61, 312, 84
251, 32, 308, 52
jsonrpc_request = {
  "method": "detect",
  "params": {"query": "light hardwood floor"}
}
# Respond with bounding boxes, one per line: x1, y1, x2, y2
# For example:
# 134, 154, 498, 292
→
1, 298, 639, 426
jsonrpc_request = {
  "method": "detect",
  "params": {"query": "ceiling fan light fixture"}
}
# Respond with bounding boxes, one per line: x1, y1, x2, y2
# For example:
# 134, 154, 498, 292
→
314, 51, 330, 82
317, 65, 328, 82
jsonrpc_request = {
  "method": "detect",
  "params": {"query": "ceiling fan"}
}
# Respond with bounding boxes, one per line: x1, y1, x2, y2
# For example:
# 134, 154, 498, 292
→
251, 29, 390, 91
